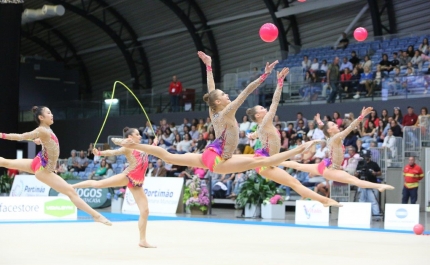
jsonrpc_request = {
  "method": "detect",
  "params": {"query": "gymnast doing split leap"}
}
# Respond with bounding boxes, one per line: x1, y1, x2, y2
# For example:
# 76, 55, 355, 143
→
281, 109, 394, 192
112, 52, 318, 174
0, 106, 112, 225
72, 127, 156, 248
245, 67, 341, 207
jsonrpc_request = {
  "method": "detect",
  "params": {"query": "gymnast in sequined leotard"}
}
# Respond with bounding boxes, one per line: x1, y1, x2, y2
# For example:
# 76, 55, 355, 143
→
281, 108, 395, 193
0, 106, 111, 226
112, 52, 318, 174
73, 126, 155, 248
245, 67, 341, 207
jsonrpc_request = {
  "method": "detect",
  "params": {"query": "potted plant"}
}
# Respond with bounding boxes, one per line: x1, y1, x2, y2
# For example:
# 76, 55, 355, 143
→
261, 194, 286, 219
0, 172, 15, 196
183, 176, 210, 215
60, 172, 78, 180
236, 172, 278, 218
109, 188, 125, 213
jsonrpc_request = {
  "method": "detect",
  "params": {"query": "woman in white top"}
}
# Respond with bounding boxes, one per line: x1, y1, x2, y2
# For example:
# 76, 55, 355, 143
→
306, 121, 316, 139
361, 55, 372, 70
320, 60, 328, 73
310, 58, 319, 72
176, 133, 193, 154
411, 50, 423, 71
161, 128, 175, 145
239, 115, 251, 132
418, 38, 429, 55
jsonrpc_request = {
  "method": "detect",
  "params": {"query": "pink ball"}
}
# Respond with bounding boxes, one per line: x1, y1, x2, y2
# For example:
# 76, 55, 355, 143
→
354, 27, 368, 42
413, 224, 424, 235
259, 23, 278, 43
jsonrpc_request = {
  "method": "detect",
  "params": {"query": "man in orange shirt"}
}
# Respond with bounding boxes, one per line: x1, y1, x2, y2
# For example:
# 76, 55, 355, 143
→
402, 156, 424, 204
169, 75, 183, 112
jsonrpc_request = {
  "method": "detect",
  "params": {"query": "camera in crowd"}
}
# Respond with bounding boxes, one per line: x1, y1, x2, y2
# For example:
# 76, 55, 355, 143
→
355, 151, 373, 181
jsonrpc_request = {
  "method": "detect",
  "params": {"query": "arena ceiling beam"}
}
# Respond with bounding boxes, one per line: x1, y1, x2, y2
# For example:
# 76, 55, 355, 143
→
264, 0, 301, 52
21, 30, 64, 62
45, 0, 151, 91
367, 0, 397, 36
275, 0, 359, 18
159, 0, 221, 85
21, 20, 92, 96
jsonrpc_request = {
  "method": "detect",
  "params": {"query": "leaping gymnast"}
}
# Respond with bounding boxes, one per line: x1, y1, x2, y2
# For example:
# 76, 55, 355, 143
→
281, 109, 394, 192
245, 67, 341, 207
72, 127, 156, 248
0, 106, 111, 226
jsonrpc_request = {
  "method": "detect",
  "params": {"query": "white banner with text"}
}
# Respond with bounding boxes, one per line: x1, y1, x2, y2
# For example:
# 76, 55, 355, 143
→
9, 175, 51, 197
384, 203, 419, 230
338, 202, 372, 228
295, 200, 329, 226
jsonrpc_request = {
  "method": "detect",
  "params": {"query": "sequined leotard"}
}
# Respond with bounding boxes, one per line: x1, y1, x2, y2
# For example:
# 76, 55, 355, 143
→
4, 127, 59, 173
202, 68, 268, 171
100, 148, 149, 188
317, 116, 363, 175
253, 79, 283, 173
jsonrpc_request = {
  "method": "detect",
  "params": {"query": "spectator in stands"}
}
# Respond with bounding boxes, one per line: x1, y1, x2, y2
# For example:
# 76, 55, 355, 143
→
343, 146, 361, 175
342, 112, 355, 128
361, 55, 372, 70
372, 65, 385, 94
340, 68, 352, 97
326, 57, 340, 104
154, 159, 167, 177
355, 139, 365, 157
387, 67, 402, 95
335, 32, 349, 50
67, 150, 77, 171
402, 106, 418, 127
73, 150, 89, 172
162, 128, 174, 145
418, 38, 429, 55
382, 116, 394, 137
89, 159, 109, 179
358, 66, 373, 98
379, 54, 392, 73
389, 119, 403, 137
294, 112, 308, 129
391, 52, 400, 69
399, 51, 411, 69
411, 50, 423, 71
302, 55, 311, 72
295, 120, 309, 140
279, 131, 289, 151
380, 109, 389, 127
313, 141, 328, 160
189, 125, 199, 141
146, 162, 155, 177
350, 68, 362, 99
169, 75, 182, 112
340, 57, 353, 72
141, 121, 155, 140
415, 107, 429, 127
311, 120, 325, 140
393, 107, 403, 125
402, 156, 424, 204
177, 133, 193, 154
376, 120, 385, 143
344, 131, 358, 149
365, 109, 380, 129
191, 133, 207, 153
86, 143, 95, 160
382, 128, 397, 158
355, 152, 382, 217
310, 58, 319, 72
406, 45, 415, 58
349, 51, 360, 67
239, 115, 251, 132
333, 112, 343, 127
167, 134, 181, 154
320, 59, 328, 73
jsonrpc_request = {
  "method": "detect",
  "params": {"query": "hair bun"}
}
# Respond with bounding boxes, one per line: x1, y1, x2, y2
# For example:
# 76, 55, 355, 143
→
246, 108, 252, 116
123, 126, 130, 133
202, 93, 209, 103
32, 106, 39, 113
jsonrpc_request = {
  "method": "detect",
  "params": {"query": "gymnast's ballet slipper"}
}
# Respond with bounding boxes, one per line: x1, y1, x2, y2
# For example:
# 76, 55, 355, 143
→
94, 215, 112, 226
378, 184, 395, 193
323, 198, 343, 208
139, 241, 157, 248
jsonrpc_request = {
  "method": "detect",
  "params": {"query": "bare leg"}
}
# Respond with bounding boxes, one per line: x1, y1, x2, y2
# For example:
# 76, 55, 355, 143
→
0, 158, 34, 174
129, 187, 156, 248
123, 144, 206, 168
35, 171, 112, 226
72, 173, 128, 189
323, 168, 394, 192
280, 161, 321, 176
261, 167, 341, 207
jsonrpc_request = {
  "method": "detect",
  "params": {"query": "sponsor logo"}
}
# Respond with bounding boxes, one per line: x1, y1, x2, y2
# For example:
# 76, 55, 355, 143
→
303, 204, 323, 219
10, 179, 46, 197
0, 202, 40, 213
44, 199, 75, 217
395, 208, 408, 219
144, 189, 174, 198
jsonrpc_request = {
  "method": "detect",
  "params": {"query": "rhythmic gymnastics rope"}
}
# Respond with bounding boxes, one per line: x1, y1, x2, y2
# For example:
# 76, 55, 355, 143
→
93, 81, 155, 146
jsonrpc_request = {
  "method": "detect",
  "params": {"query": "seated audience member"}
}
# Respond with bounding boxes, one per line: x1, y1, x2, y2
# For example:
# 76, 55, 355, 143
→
73, 150, 89, 172
67, 150, 77, 171
153, 159, 167, 177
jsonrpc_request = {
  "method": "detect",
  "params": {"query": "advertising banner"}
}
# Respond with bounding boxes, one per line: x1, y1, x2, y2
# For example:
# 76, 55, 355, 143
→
10, 174, 50, 197
338, 202, 372, 228
122, 177, 183, 214
384, 203, 419, 230
295, 200, 329, 226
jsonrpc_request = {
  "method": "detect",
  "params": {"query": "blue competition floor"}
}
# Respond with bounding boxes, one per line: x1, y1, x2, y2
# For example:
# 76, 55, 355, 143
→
1, 210, 429, 236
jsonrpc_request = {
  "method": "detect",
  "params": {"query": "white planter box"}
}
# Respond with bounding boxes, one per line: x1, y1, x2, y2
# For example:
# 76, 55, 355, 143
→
261, 203, 285, 219
244, 204, 261, 218
111, 198, 123, 213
